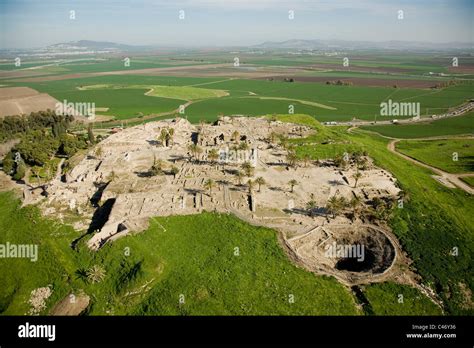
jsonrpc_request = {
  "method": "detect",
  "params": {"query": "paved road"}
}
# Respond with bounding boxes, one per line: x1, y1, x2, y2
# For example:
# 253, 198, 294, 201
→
330, 101, 474, 127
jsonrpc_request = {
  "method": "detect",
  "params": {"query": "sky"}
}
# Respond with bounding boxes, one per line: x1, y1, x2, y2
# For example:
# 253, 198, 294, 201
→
0, 0, 473, 48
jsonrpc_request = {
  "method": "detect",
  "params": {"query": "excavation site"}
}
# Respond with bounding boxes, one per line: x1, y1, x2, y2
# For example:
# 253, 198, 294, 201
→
35, 116, 408, 285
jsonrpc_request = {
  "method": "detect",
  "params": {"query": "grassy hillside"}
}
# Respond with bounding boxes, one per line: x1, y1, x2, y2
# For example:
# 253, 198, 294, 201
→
363, 283, 442, 315
0, 192, 360, 316
397, 139, 474, 173
347, 130, 474, 315
267, 114, 473, 314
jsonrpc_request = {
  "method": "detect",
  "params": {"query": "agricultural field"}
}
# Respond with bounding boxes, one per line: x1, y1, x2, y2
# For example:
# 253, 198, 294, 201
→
80, 83, 228, 100
4, 71, 472, 123
396, 139, 474, 174
0, 49, 473, 320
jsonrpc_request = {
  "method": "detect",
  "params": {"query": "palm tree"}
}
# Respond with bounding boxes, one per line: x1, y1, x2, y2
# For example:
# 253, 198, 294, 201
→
170, 166, 179, 178
288, 179, 298, 193
204, 179, 215, 196
195, 145, 203, 162
168, 128, 175, 145
349, 196, 362, 216
208, 148, 219, 164
242, 161, 254, 177
337, 196, 347, 211
238, 142, 249, 151
306, 200, 317, 217
286, 151, 298, 169
255, 177, 266, 192
235, 171, 244, 185
374, 203, 389, 221
187, 144, 202, 162
159, 129, 169, 147
231, 130, 240, 143
326, 195, 343, 218
247, 179, 255, 194
87, 265, 106, 283
352, 171, 362, 188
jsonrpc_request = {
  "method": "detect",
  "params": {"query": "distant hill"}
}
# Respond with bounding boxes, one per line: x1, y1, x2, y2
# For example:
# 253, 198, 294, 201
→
254, 39, 473, 50
46, 40, 151, 53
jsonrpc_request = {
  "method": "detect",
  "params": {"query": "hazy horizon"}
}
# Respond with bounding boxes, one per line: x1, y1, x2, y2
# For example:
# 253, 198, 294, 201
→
1, 0, 473, 49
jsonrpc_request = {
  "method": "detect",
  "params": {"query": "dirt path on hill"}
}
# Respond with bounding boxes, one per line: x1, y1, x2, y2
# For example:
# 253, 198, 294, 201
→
387, 138, 474, 194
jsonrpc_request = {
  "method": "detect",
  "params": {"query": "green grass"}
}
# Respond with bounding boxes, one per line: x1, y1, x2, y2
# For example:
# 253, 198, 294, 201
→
126, 213, 359, 315
460, 176, 474, 187
397, 139, 474, 173
347, 130, 474, 315
7, 74, 473, 122
268, 114, 473, 314
185, 97, 323, 122
53, 89, 185, 119
362, 112, 474, 138
81, 84, 228, 100
0, 192, 360, 315
0, 192, 77, 315
363, 283, 442, 315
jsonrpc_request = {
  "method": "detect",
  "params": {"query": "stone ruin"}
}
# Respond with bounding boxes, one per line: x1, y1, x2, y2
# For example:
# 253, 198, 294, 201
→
39, 116, 404, 283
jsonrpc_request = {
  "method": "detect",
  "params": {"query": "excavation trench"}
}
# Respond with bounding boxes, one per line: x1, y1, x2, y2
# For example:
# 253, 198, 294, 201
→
287, 224, 397, 284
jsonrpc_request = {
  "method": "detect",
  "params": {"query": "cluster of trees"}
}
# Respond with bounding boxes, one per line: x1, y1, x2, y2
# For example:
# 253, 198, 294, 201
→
431, 80, 459, 89
305, 194, 395, 222
0, 110, 74, 142
3, 130, 89, 180
233, 161, 255, 186
325, 80, 353, 86
1, 112, 92, 181
334, 151, 369, 171
157, 127, 175, 147
147, 156, 179, 178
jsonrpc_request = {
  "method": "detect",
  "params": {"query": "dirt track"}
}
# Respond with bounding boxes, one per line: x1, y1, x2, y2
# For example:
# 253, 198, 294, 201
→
387, 138, 474, 194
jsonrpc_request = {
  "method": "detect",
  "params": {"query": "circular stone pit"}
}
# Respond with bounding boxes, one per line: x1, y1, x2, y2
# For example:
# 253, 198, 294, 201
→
286, 224, 397, 284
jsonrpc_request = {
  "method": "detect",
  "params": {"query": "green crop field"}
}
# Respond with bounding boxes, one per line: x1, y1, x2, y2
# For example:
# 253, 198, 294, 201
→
396, 139, 474, 174
362, 112, 474, 138
53, 88, 185, 119
5, 68, 472, 122
81, 84, 228, 100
